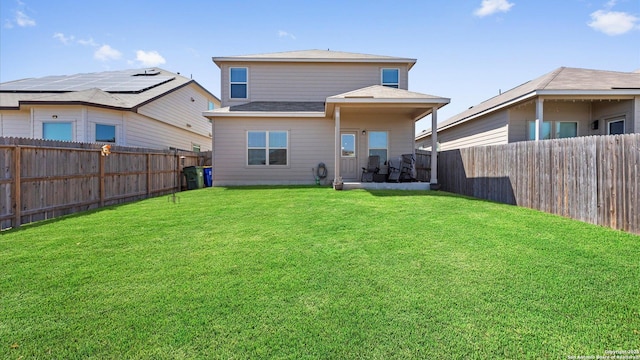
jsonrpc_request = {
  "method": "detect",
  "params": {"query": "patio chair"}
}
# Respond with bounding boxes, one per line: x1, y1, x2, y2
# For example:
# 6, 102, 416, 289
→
361, 155, 380, 182
387, 157, 401, 182
399, 154, 416, 182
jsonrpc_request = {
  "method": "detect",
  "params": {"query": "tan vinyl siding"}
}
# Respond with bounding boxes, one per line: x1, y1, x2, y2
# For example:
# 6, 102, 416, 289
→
219, 62, 410, 107
125, 112, 211, 151
212, 117, 335, 185
0, 110, 30, 137
435, 110, 509, 151
508, 103, 534, 142
592, 99, 634, 134
510, 100, 613, 141
137, 84, 213, 137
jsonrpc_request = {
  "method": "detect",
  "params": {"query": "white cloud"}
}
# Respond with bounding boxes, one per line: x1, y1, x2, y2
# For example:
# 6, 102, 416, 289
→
94, 44, 122, 61
77, 37, 98, 47
135, 50, 166, 67
604, 0, 617, 9
588, 10, 638, 35
278, 30, 296, 40
53, 32, 74, 45
15, 10, 35, 27
474, 0, 515, 17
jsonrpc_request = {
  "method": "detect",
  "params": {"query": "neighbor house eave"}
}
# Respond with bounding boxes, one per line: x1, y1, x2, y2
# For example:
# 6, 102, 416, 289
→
203, 110, 326, 118
416, 89, 640, 140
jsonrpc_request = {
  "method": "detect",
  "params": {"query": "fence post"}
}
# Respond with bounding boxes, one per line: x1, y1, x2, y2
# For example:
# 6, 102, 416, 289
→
146, 153, 151, 197
99, 152, 105, 207
13, 146, 21, 228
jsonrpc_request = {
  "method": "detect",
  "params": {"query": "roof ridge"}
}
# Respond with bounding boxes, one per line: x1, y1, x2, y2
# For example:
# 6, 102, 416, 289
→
538, 67, 566, 89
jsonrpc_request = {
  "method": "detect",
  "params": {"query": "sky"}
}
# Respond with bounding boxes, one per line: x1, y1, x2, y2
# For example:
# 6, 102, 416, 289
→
1, 0, 639, 133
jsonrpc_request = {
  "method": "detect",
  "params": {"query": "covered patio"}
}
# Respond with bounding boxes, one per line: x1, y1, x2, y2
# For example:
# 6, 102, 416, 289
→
324, 85, 449, 190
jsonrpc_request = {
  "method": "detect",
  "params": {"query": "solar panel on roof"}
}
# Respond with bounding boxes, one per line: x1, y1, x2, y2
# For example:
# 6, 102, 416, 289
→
0, 70, 175, 93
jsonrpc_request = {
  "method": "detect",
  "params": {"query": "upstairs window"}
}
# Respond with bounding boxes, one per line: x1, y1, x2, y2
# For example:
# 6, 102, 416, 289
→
381, 68, 399, 88
230, 67, 248, 99
208, 101, 215, 110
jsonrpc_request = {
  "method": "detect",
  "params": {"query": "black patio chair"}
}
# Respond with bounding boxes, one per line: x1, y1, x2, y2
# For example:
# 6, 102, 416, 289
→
399, 153, 416, 182
361, 155, 380, 182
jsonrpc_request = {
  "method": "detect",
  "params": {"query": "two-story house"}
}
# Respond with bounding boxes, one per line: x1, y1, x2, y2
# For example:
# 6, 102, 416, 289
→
0, 68, 220, 151
204, 49, 449, 188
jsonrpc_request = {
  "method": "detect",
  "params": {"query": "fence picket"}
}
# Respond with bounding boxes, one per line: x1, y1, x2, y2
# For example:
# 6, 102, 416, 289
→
0, 137, 205, 230
435, 134, 640, 235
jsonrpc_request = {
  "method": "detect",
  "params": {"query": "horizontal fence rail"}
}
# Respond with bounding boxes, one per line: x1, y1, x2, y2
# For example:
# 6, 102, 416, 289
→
437, 134, 640, 235
0, 137, 206, 231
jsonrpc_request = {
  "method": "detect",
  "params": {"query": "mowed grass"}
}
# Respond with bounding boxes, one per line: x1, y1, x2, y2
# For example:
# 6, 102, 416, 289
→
1, 187, 639, 359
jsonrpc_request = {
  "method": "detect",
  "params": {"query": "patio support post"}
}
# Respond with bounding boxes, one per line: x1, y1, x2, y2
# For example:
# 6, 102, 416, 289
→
634, 97, 640, 134
535, 98, 544, 141
334, 106, 341, 186
430, 107, 438, 185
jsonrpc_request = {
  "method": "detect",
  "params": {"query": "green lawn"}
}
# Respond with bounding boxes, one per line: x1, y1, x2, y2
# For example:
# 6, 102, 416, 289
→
1, 187, 638, 359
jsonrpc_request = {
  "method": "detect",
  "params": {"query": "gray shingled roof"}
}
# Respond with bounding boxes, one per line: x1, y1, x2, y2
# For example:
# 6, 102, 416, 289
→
229, 101, 325, 112
426, 67, 640, 136
213, 49, 417, 69
0, 68, 217, 109
328, 85, 448, 101
208, 85, 450, 120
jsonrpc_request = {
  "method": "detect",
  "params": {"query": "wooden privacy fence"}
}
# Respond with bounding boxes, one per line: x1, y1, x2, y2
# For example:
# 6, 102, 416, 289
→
437, 134, 640, 235
414, 149, 431, 182
0, 138, 205, 231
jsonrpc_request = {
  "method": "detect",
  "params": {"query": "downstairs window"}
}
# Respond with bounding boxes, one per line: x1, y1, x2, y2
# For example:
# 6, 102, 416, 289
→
247, 131, 288, 166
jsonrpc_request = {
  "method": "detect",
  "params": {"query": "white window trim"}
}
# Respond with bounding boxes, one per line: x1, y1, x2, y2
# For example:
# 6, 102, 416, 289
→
229, 67, 248, 100
381, 68, 399, 88
246, 130, 289, 167
42, 121, 75, 141
341, 133, 356, 158
527, 121, 550, 141
95, 123, 117, 143
554, 121, 578, 139
368, 130, 389, 163
606, 117, 625, 135
527, 120, 585, 140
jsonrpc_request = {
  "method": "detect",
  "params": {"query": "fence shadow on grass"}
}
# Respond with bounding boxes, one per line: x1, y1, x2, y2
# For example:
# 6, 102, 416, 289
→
0, 202, 134, 234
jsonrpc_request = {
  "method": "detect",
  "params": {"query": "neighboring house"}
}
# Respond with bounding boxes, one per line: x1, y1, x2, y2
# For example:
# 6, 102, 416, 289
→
204, 49, 449, 187
0, 68, 220, 151
416, 67, 640, 151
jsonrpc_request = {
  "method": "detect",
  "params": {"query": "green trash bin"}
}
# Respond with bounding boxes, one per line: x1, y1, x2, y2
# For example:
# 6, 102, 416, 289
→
183, 166, 204, 190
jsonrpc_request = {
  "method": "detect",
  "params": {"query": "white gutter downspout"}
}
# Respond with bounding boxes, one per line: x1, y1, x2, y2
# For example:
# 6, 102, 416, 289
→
430, 107, 438, 186
535, 98, 544, 141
